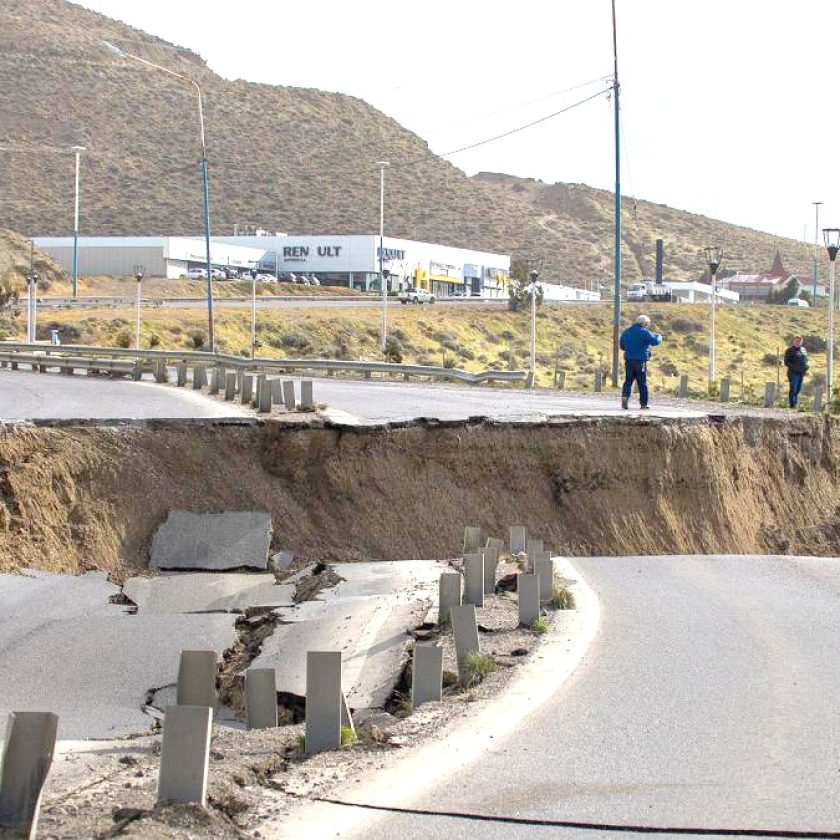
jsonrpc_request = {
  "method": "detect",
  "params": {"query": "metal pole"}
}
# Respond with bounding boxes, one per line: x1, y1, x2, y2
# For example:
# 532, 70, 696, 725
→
378, 161, 389, 354
813, 202, 821, 303
709, 267, 717, 388
71, 146, 84, 299
135, 276, 142, 348
530, 281, 537, 388
252, 271, 257, 358
610, 0, 621, 387
829, 257, 836, 403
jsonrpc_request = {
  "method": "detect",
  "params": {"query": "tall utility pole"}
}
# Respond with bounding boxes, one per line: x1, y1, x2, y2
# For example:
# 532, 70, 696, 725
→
813, 201, 822, 303
377, 161, 390, 355
71, 145, 85, 299
610, 0, 621, 387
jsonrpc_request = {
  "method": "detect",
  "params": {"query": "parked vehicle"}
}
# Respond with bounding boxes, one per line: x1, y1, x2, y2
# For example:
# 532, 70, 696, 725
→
255, 273, 275, 283
627, 281, 672, 302
210, 268, 226, 280
787, 297, 809, 308
398, 287, 436, 304
183, 267, 207, 280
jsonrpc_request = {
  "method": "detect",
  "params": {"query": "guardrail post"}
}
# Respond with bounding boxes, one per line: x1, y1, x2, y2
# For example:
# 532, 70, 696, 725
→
209, 368, 220, 395
720, 377, 730, 403
157, 705, 213, 807
594, 370, 603, 392
61, 363, 73, 376
764, 382, 776, 408
282, 380, 296, 411
245, 667, 278, 730
364, 370, 372, 380
235, 369, 244, 392
450, 604, 480, 687
517, 573, 540, 627
678, 374, 688, 399
258, 377, 272, 413
241, 375, 253, 405
438, 572, 462, 625
555, 370, 566, 390
154, 360, 168, 384
0, 711, 59, 838
10, 360, 17, 371
254, 374, 266, 408
411, 643, 443, 710
462, 553, 484, 607
224, 372, 237, 401
482, 546, 499, 594
270, 378, 284, 405
132, 360, 143, 381
177, 650, 217, 708
305, 651, 343, 753
300, 380, 314, 411
176, 363, 187, 387
193, 365, 207, 390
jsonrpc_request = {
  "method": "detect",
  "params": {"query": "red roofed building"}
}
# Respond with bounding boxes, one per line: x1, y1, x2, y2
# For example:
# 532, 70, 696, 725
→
721, 251, 820, 302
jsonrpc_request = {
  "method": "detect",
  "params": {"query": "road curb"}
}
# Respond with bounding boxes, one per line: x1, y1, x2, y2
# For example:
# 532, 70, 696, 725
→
266, 557, 600, 839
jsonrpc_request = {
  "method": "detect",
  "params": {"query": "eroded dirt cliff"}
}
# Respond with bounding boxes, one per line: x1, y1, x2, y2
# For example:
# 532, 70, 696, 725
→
1, 415, 838, 576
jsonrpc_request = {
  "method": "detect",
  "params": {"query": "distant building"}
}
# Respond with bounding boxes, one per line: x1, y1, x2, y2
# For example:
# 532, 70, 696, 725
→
721, 251, 816, 302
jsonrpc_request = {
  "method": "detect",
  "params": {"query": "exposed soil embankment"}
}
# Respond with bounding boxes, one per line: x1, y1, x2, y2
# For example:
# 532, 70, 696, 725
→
1, 416, 839, 575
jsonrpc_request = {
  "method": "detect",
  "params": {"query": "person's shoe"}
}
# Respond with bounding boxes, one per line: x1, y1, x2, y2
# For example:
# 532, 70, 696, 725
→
639, 405, 650, 410
621, 397, 629, 410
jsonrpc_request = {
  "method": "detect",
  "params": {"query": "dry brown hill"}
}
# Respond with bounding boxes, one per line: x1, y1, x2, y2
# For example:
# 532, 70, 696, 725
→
0, 228, 70, 294
0, 0, 814, 285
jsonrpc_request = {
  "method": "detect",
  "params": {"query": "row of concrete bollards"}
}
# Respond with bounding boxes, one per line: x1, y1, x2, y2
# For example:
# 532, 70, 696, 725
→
175, 361, 314, 413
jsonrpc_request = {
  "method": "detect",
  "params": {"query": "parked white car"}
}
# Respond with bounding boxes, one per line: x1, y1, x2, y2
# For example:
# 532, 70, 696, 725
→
183, 267, 207, 280
399, 287, 436, 304
787, 297, 809, 308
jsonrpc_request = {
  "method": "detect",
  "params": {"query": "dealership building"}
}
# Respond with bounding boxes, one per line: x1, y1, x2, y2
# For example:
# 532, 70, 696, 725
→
34, 234, 512, 297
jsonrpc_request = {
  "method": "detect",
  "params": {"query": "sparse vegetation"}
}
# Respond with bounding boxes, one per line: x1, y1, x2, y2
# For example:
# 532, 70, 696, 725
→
340, 726, 357, 746
549, 586, 577, 610
463, 651, 499, 687
531, 616, 549, 634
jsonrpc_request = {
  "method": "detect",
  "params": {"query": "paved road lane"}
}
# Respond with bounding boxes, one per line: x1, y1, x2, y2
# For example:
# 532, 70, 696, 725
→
332, 555, 840, 839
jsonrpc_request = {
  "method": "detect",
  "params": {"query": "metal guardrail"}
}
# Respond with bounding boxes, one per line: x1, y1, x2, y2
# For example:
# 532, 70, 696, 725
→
0, 342, 527, 385
0, 350, 138, 377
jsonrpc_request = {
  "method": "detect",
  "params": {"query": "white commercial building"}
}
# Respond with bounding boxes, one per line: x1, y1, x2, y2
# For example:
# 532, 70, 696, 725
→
32, 236, 266, 279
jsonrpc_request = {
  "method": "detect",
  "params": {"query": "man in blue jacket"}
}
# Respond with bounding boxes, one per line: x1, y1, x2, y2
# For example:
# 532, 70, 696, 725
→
619, 314, 663, 410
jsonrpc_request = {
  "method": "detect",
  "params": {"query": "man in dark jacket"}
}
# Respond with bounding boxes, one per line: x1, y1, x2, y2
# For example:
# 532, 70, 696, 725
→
619, 314, 663, 410
783, 335, 809, 408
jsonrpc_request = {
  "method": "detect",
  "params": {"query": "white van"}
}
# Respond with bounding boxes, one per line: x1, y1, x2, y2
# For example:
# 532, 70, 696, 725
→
627, 283, 646, 301
787, 298, 809, 308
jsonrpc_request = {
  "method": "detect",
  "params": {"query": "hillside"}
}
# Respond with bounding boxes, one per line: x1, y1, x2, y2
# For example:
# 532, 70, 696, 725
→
0, 228, 70, 294
0, 0, 814, 285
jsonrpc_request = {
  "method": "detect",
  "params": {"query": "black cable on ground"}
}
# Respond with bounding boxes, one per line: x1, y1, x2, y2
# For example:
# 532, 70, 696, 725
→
311, 796, 840, 838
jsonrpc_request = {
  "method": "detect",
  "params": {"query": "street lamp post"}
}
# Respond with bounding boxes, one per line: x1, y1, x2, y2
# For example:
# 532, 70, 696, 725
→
823, 228, 840, 403
103, 40, 215, 352
70, 145, 85, 299
377, 160, 390, 355
704, 246, 723, 390
249, 265, 258, 358
528, 269, 540, 388
813, 202, 822, 303
133, 265, 145, 348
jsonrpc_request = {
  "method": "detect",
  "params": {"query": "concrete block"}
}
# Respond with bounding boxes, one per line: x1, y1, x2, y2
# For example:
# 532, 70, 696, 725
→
157, 705, 213, 806
450, 604, 480, 686
764, 382, 776, 408
176, 363, 187, 387
151, 510, 273, 571
282, 380, 296, 411
254, 374, 267, 408
594, 370, 603, 392
192, 365, 207, 390
305, 651, 343, 753
526, 539, 543, 568
534, 556, 555, 603
61, 364, 72, 375
340, 691, 354, 733
131, 360, 142, 381
555, 369, 566, 389
411, 643, 443, 709
719, 377, 730, 403
176, 650, 217, 708
154, 360, 168, 384
814, 386, 824, 413
462, 553, 484, 607
300, 380, 314, 410
678, 374, 688, 399
241, 374, 253, 405
257, 377, 272, 413
209, 367, 220, 395
271, 550, 294, 571
438, 572, 461, 625
0, 711, 58, 838
245, 667, 277, 730
509, 525, 527, 555
236, 369, 244, 392
518, 573, 540, 627
463, 526, 481, 553
271, 378, 284, 404
485, 536, 504, 553
224, 372, 237, 401
482, 546, 499, 594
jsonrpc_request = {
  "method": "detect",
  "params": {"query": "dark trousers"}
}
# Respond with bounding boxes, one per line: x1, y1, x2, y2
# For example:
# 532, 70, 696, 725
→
788, 372, 804, 408
622, 359, 648, 406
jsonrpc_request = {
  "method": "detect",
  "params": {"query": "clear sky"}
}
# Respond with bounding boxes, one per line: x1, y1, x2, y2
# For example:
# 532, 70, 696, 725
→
77, 0, 840, 246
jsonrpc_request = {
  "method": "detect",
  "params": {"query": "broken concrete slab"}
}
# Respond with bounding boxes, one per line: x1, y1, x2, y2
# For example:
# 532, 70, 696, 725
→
123, 572, 294, 615
150, 510, 273, 571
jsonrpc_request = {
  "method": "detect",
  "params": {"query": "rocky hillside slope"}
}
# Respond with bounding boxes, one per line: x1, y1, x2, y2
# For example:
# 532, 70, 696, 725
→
1, 417, 837, 576
0, 0, 809, 284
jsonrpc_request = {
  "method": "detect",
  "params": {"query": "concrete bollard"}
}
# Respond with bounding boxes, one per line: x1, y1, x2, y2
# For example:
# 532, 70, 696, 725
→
10, 361, 18, 371
300, 380, 314, 411
485, 536, 504, 553
254, 374, 267, 408
193, 365, 207, 390
0, 711, 58, 838
340, 691, 354, 733
209, 367, 220, 395
814, 385, 824, 413
764, 381, 776, 408
678, 374, 688, 399
271, 378, 284, 405
411, 643, 443, 710
132, 360, 143, 381
450, 604, 480, 686
61, 364, 73, 376
282, 380, 296, 411
241, 374, 254, 405
235, 369, 244, 392
176, 362, 187, 387
462, 553, 484, 607
157, 705, 213, 806
517, 573, 541, 627
533, 556, 555, 604
245, 667, 278, 730
438, 572, 462, 624
526, 539, 543, 569
720, 377, 730, 403
509, 525, 527, 555
176, 650, 217, 708
258, 377, 272, 413
224, 372, 237, 401
482, 546, 499, 594
305, 651, 343, 753
594, 370, 603, 392
556, 369, 566, 390
463, 526, 481, 553
154, 360, 168, 384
